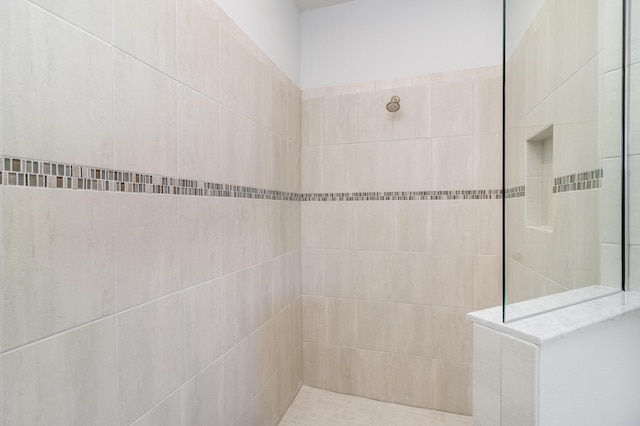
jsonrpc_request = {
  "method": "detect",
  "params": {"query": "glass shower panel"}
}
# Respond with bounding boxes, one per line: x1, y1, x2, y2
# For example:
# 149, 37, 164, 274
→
504, 0, 625, 321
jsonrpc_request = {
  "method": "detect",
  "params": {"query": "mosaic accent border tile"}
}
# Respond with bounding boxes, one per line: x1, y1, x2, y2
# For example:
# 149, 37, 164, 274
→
505, 185, 526, 199
0, 155, 505, 201
301, 190, 503, 201
553, 169, 603, 194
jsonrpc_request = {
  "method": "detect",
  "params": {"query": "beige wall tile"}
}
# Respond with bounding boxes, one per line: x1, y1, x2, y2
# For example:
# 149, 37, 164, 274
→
219, 28, 252, 116
177, 0, 220, 99
3, 318, 117, 426
473, 134, 502, 189
433, 360, 472, 416
395, 201, 431, 252
431, 254, 474, 308
117, 295, 181, 426
302, 296, 327, 344
113, 0, 176, 76
1, 189, 114, 351
302, 202, 325, 248
302, 249, 326, 296
393, 85, 432, 140
392, 354, 434, 409
179, 196, 222, 289
356, 349, 394, 402
115, 194, 180, 310
324, 202, 358, 249
357, 201, 397, 250
431, 80, 474, 137
302, 97, 325, 146
472, 325, 502, 426
180, 279, 224, 382
327, 297, 358, 347
301, 146, 325, 193
177, 85, 220, 182
131, 392, 181, 426
474, 77, 502, 135
432, 136, 474, 190
324, 144, 357, 192
501, 334, 538, 426
356, 251, 394, 302
325, 249, 359, 298
431, 201, 476, 254
358, 301, 395, 352
0, 0, 113, 167
327, 346, 359, 395
392, 252, 433, 305
325, 94, 358, 144
28, 0, 112, 41
303, 342, 328, 389
356, 91, 394, 142
432, 307, 473, 363
473, 255, 503, 310
395, 304, 434, 358
114, 52, 178, 176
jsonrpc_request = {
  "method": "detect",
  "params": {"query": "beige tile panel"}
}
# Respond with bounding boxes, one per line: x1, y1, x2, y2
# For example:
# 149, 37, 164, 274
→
114, 193, 180, 311
2, 318, 117, 426
117, 295, 181, 426
433, 359, 472, 416
180, 279, 224, 382
180, 358, 224, 426
113, 0, 177, 77
177, 0, 220, 99
357, 301, 395, 353
0, 0, 113, 168
177, 85, 221, 182
131, 392, 181, 426
431, 80, 474, 137
113, 51, 178, 177
1, 188, 115, 351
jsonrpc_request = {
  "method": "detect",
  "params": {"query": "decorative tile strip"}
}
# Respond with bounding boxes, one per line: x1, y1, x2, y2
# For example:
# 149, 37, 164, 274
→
0, 155, 504, 201
301, 189, 503, 201
553, 168, 603, 194
505, 185, 526, 199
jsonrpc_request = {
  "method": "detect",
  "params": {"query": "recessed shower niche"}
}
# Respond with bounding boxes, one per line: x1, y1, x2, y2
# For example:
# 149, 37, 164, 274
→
525, 125, 553, 231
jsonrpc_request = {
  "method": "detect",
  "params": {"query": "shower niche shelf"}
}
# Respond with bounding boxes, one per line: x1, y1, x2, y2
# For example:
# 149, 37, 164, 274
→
525, 125, 553, 232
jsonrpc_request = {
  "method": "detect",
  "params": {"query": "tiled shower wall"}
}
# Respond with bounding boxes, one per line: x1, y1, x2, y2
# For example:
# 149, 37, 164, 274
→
0, 0, 302, 425
300, 67, 502, 415
504, 0, 614, 302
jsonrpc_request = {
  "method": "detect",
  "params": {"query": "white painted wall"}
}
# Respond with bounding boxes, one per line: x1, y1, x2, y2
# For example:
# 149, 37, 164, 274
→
300, 0, 503, 89
213, 0, 301, 84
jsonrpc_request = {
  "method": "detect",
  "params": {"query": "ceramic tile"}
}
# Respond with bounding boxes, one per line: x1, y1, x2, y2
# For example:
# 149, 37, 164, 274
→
357, 301, 395, 353
327, 297, 358, 347
324, 249, 359, 298
117, 295, 181, 426
302, 146, 325, 193
180, 360, 224, 426
472, 325, 501, 426
392, 354, 434, 409
0, 0, 113, 167
177, 0, 220, 99
114, 51, 178, 177
302, 249, 326, 296
431, 80, 474, 137
113, 0, 176, 76
2, 318, 117, 426
180, 279, 224, 382
179, 196, 222, 289
356, 349, 394, 402
131, 392, 181, 426
29, 0, 112, 41
326, 346, 359, 395
356, 250, 394, 302
303, 296, 328, 344
303, 97, 326, 146
177, 85, 220, 182
1, 188, 114, 351
114, 193, 179, 310
395, 303, 434, 358
433, 360, 472, 416
324, 94, 358, 145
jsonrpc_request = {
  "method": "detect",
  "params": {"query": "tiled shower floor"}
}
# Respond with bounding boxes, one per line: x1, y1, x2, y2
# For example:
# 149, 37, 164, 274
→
279, 386, 472, 426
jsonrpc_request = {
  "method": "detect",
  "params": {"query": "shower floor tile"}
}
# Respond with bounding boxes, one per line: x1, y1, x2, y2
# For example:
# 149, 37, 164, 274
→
279, 386, 472, 426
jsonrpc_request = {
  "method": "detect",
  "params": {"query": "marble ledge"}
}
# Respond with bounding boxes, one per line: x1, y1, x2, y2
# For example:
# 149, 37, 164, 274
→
468, 287, 640, 346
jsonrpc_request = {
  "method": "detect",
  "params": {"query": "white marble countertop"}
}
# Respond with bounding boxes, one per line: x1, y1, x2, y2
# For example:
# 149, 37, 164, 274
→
468, 288, 640, 345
